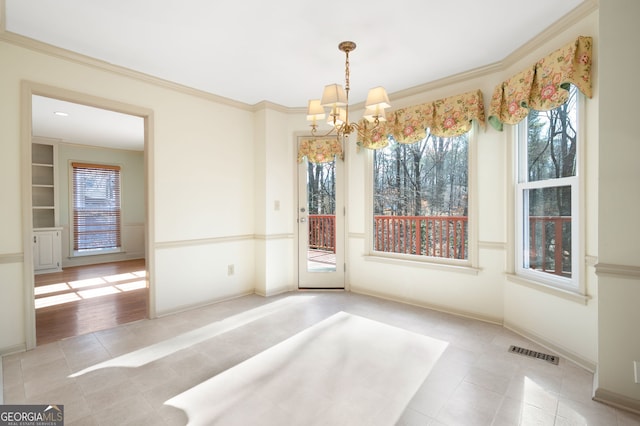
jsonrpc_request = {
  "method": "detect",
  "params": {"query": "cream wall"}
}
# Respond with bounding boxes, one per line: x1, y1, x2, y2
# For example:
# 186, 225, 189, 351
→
254, 106, 297, 297
150, 89, 257, 314
594, 0, 640, 406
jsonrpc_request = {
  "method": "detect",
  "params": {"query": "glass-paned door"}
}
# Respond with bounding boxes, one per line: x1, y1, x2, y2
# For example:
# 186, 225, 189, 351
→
297, 149, 344, 289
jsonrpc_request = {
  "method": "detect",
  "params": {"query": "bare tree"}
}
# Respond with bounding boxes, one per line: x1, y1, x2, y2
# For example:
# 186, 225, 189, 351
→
373, 133, 469, 217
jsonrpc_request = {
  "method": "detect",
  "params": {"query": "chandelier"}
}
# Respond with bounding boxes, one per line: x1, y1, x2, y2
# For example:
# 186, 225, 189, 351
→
306, 41, 391, 140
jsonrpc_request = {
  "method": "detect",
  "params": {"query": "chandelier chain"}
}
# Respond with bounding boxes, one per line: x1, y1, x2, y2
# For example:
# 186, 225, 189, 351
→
344, 50, 350, 99
343, 50, 351, 132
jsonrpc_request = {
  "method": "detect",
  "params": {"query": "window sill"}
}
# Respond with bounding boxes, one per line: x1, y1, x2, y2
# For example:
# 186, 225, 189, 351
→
72, 248, 123, 258
506, 273, 591, 305
363, 253, 480, 275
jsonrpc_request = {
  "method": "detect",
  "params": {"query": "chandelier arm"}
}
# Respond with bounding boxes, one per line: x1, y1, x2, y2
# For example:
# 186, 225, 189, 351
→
314, 126, 342, 138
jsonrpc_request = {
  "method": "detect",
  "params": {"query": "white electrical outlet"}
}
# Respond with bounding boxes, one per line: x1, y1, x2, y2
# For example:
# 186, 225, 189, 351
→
274, 200, 280, 211
634, 361, 640, 384
227, 264, 234, 276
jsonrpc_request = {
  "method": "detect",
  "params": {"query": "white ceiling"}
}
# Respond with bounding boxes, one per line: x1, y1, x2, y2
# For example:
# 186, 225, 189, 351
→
31, 96, 145, 151
6, 0, 586, 150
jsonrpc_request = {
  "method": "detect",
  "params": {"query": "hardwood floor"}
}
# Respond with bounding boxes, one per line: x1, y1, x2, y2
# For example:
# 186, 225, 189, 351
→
34, 259, 148, 346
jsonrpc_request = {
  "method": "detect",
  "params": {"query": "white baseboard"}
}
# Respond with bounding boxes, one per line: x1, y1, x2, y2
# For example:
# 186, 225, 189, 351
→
0, 343, 26, 357
350, 286, 503, 325
255, 285, 294, 298
593, 386, 640, 415
62, 251, 145, 269
503, 320, 596, 372
155, 290, 255, 318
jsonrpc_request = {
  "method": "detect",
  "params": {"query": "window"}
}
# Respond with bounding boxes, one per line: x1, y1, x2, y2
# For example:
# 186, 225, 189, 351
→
372, 132, 469, 261
516, 85, 581, 290
72, 162, 121, 254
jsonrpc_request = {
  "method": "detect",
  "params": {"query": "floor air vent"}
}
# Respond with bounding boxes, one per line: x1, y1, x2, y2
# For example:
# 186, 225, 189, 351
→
508, 345, 559, 365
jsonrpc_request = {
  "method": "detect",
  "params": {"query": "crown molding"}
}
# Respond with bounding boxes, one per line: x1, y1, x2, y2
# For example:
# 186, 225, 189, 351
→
0, 30, 254, 112
251, 100, 304, 114
389, 61, 503, 106
500, 0, 599, 70
386, 0, 598, 104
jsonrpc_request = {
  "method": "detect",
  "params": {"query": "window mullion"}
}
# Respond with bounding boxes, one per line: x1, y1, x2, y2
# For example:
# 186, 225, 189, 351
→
520, 176, 577, 190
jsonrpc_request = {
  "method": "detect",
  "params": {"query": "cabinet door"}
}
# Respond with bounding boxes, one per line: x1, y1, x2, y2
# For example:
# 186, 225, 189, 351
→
34, 230, 61, 272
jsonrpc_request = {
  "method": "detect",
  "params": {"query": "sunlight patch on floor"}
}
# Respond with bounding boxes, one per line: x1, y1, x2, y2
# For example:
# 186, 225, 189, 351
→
68, 295, 316, 378
77, 286, 121, 299
115, 280, 147, 292
34, 283, 71, 296
34, 270, 148, 310
69, 277, 107, 289
103, 272, 139, 283
34, 292, 82, 309
165, 312, 448, 425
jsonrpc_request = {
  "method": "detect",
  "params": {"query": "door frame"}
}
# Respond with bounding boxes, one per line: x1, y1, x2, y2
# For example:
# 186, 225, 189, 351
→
296, 135, 346, 289
20, 81, 155, 349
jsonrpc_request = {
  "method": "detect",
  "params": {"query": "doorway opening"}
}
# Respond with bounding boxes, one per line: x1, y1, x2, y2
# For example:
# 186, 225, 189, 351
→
22, 82, 154, 348
297, 138, 345, 289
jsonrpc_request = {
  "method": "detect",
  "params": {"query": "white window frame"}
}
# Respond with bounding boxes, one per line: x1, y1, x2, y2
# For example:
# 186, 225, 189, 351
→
364, 125, 478, 272
514, 91, 585, 295
70, 161, 123, 257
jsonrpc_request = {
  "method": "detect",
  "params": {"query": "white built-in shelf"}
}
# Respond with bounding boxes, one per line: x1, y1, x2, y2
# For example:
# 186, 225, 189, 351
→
31, 143, 58, 233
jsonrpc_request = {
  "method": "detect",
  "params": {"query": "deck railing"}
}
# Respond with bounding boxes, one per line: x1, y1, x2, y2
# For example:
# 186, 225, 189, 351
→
308, 214, 336, 253
529, 215, 571, 276
374, 215, 468, 259
308, 214, 570, 275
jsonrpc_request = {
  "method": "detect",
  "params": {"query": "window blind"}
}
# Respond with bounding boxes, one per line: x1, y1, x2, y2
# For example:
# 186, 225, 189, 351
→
72, 162, 122, 251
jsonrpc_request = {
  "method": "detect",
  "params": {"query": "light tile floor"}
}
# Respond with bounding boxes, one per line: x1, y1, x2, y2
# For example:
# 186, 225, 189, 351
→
2, 291, 640, 425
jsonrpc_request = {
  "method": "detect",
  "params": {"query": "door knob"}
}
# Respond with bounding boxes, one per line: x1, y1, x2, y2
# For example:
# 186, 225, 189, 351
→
300, 217, 307, 223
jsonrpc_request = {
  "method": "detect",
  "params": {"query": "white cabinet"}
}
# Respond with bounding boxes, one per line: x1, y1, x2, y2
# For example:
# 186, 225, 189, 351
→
32, 141, 62, 273
33, 228, 63, 274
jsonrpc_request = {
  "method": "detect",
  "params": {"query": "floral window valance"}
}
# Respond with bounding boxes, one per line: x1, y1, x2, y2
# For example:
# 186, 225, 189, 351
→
357, 89, 486, 150
297, 138, 343, 163
488, 36, 593, 131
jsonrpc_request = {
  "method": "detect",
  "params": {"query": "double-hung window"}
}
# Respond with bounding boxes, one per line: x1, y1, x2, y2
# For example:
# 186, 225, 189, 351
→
72, 162, 122, 255
515, 85, 581, 291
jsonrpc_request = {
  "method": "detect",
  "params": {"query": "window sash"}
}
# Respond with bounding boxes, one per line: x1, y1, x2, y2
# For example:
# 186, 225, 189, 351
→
72, 162, 121, 252
516, 177, 579, 289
